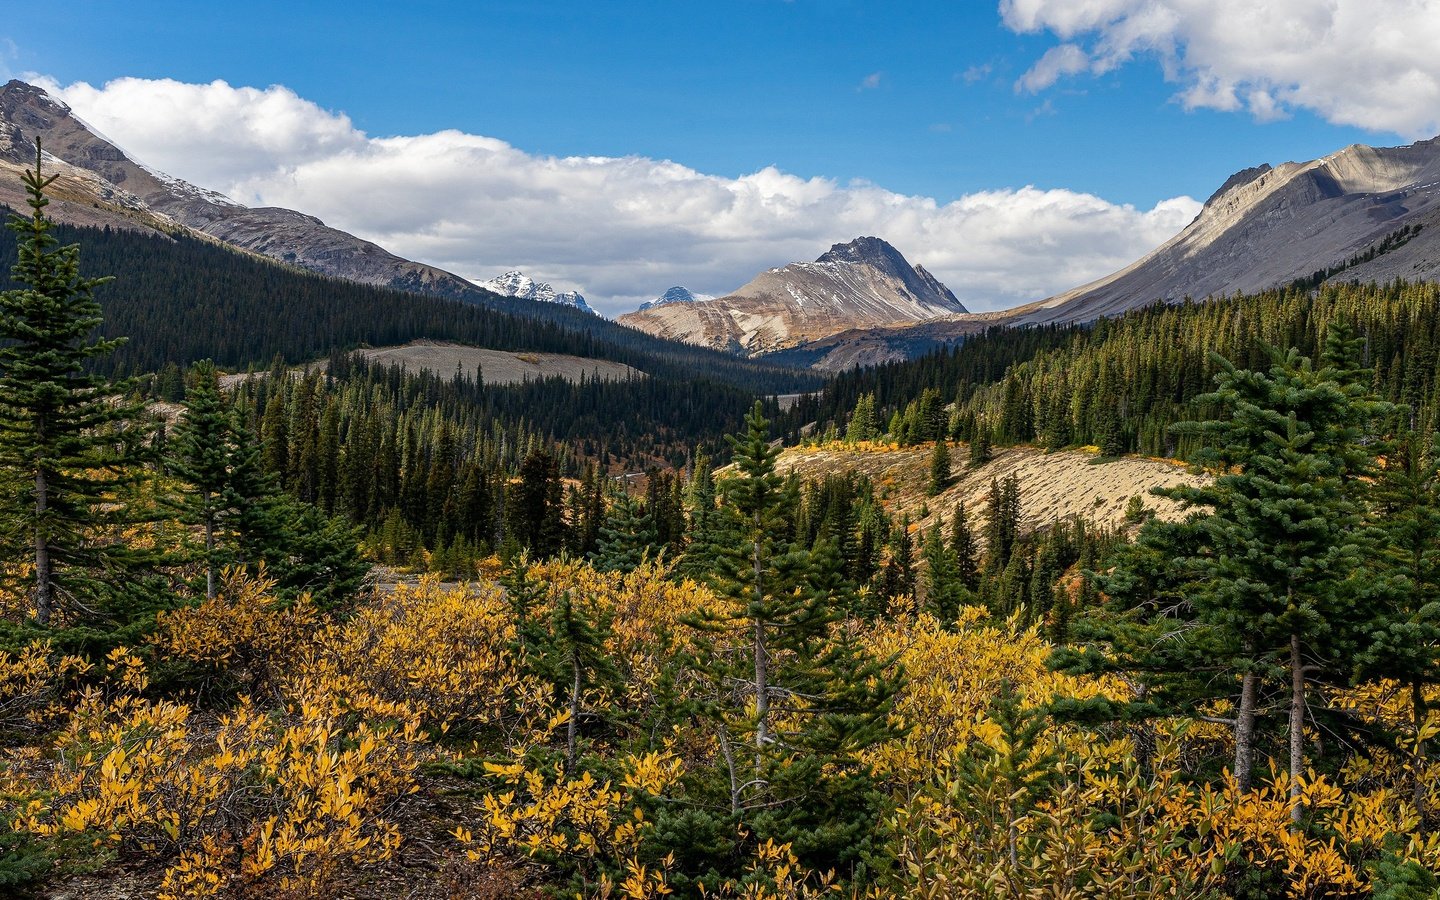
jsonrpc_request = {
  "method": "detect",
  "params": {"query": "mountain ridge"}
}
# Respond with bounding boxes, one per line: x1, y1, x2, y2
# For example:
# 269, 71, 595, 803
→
618, 236, 968, 354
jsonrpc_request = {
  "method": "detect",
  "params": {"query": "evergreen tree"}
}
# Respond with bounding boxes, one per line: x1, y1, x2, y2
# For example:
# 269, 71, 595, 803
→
1358, 428, 1440, 816
927, 439, 952, 495
969, 425, 992, 468
984, 474, 1021, 571
846, 393, 877, 443
681, 402, 899, 877
1148, 331, 1389, 804
504, 447, 567, 557
0, 141, 147, 625
590, 490, 660, 573
168, 361, 234, 600
951, 501, 981, 590
920, 519, 966, 624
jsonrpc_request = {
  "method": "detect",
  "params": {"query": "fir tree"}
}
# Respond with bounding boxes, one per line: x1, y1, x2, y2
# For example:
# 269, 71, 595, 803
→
1151, 330, 1390, 805
681, 402, 899, 876
927, 439, 952, 495
969, 425, 992, 468
168, 361, 234, 600
590, 490, 660, 573
0, 141, 147, 625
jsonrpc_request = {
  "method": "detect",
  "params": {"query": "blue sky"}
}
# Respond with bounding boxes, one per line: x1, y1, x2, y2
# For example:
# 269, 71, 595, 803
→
3, 1, 1437, 312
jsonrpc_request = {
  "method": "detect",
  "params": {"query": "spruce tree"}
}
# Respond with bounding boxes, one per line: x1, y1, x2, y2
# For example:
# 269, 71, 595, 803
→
920, 519, 966, 624
590, 490, 660, 573
1358, 428, 1440, 815
969, 425, 992, 468
927, 439, 952, 495
951, 501, 980, 590
681, 401, 899, 877
0, 141, 147, 625
1149, 330, 1389, 804
168, 361, 233, 599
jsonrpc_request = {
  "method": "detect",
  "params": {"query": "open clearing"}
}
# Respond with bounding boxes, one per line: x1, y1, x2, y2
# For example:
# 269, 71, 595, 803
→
215, 340, 642, 390
774, 442, 1206, 542
354, 341, 641, 385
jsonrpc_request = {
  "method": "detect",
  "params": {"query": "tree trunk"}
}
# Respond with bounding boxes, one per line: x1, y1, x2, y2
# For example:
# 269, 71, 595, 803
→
1289, 632, 1306, 825
1234, 667, 1258, 791
752, 533, 769, 764
204, 491, 217, 601
33, 467, 51, 626
718, 725, 740, 815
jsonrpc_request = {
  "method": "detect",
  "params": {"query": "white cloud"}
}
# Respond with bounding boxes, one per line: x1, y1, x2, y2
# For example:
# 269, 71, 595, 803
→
859, 71, 883, 90
1001, 0, 1440, 137
38, 76, 1199, 315
1015, 44, 1091, 93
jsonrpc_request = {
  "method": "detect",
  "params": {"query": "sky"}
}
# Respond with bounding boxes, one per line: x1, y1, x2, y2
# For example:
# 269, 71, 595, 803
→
3, 0, 1438, 315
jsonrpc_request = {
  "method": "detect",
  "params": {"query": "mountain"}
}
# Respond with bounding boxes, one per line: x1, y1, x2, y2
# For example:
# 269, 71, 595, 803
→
618, 236, 968, 354
1008, 136, 1440, 325
0, 79, 499, 303
479, 271, 597, 315
638, 285, 702, 312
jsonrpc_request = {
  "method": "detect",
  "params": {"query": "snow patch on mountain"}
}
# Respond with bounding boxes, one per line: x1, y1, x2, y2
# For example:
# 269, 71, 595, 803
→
478, 271, 598, 315
638, 286, 707, 312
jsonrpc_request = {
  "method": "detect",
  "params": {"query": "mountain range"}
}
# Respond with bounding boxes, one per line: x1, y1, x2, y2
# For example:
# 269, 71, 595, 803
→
619, 236, 967, 354
479, 271, 597, 315
4, 76, 1440, 376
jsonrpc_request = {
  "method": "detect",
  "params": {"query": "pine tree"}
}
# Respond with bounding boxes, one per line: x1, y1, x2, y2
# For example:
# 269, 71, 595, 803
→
590, 490, 660, 573
168, 361, 234, 600
927, 439, 952, 495
1153, 329, 1390, 804
969, 425, 992, 468
0, 141, 147, 625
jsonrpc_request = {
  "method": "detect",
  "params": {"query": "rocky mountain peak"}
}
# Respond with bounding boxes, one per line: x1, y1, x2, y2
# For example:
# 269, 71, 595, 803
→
638, 286, 701, 312
815, 235, 906, 269
479, 271, 597, 315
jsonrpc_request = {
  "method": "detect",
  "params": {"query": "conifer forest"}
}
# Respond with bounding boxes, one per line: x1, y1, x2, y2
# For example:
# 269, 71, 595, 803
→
4, 123, 1440, 900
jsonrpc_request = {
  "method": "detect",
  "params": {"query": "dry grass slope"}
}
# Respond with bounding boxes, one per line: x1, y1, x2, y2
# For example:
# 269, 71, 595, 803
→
775, 442, 1205, 542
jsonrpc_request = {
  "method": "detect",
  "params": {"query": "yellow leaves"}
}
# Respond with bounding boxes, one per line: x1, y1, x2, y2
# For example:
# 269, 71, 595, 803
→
621, 751, 684, 796
8, 687, 425, 898
151, 567, 317, 691
284, 576, 544, 740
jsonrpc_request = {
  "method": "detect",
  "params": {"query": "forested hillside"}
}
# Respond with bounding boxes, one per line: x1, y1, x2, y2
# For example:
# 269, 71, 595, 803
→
0, 216, 819, 396
792, 280, 1440, 458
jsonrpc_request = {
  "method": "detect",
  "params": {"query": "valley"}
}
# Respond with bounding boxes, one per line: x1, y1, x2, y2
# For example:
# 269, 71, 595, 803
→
0, 21, 1438, 897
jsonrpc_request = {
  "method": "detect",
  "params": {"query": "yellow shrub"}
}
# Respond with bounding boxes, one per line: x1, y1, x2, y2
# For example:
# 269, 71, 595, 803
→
151, 568, 319, 692
6, 688, 425, 899
0, 639, 92, 735
287, 576, 550, 741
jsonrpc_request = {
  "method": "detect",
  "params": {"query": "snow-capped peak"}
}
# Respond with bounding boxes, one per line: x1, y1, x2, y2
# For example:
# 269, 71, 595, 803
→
479, 271, 597, 315
638, 286, 705, 312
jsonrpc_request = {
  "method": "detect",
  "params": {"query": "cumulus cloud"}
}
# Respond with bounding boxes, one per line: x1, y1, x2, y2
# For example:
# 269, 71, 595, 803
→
859, 71, 884, 90
1001, 0, 1440, 137
38, 76, 1199, 315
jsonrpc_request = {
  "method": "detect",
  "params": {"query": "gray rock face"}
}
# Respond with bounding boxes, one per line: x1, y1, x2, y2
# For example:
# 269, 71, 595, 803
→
1008, 136, 1440, 325
0, 79, 491, 303
618, 236, 967, 354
